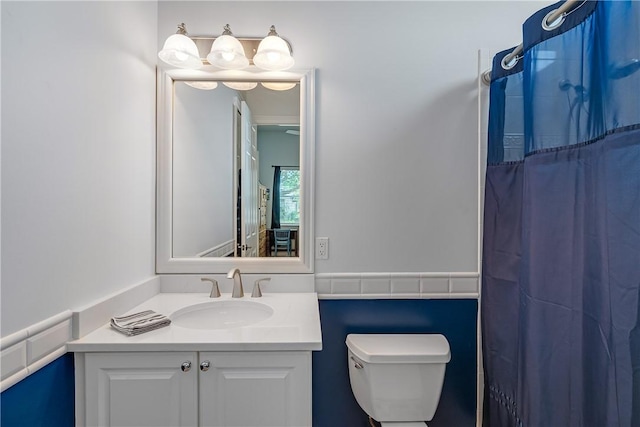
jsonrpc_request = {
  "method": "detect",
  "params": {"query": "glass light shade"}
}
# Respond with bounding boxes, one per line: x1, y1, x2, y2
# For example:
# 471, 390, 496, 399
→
158, 34, 202, 69
223, 81, 258, 91
261, 82, 297, 91
184, 81, 218, 90
207, 35, 249, 70
253, 36, 294, 71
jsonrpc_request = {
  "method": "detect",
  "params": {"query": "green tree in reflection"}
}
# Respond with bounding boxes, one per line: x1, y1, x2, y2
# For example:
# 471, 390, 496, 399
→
279, 169, 300, 224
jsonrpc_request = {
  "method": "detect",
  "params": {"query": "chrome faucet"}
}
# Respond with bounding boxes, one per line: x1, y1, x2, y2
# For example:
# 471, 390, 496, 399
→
227, 268, 244, 298
201, 278, 220, 298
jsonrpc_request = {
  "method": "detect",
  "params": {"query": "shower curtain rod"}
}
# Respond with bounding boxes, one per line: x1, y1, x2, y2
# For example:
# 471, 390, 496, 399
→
481, 0, 580, 85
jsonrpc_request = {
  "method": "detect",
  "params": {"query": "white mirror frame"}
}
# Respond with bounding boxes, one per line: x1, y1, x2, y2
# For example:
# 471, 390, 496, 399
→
156, 67, 315, 274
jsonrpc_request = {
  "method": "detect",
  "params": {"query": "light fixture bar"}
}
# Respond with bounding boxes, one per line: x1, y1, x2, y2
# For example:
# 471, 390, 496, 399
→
190, 36, 292, 66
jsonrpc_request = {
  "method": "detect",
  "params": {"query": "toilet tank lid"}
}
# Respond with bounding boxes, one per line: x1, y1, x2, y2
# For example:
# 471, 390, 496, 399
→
346, 334, 451, 364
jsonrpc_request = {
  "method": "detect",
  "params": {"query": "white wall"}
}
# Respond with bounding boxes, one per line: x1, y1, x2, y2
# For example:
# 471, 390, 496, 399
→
1, 1, 158, 336
158, 1, 543, 274
0, 1, 547, 336
173, 83, 235, 257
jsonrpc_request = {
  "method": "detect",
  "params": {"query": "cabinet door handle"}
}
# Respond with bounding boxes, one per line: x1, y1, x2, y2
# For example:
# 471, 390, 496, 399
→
181, 361, 192, 372
200, 361, 210, 372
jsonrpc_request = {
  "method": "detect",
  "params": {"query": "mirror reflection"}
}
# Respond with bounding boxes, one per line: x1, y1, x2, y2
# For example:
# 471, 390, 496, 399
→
172, 80, 300, 259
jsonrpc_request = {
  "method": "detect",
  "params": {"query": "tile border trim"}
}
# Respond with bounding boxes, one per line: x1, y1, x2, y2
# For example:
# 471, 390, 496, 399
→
0, 310, 72, 392
315, 272, 479, 299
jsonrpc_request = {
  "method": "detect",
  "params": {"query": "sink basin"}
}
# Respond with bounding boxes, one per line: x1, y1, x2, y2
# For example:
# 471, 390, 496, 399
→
170, 300, 274, 330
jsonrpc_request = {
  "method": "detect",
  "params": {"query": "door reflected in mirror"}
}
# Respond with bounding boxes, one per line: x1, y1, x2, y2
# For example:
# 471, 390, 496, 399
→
172, 81, 300, 259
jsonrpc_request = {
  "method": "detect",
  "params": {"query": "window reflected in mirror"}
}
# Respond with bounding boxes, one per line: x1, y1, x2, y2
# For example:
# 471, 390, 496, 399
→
278, 168, 300, 225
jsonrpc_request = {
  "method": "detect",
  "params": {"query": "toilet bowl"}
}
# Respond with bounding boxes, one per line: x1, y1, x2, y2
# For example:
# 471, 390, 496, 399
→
346, 334, 450, 427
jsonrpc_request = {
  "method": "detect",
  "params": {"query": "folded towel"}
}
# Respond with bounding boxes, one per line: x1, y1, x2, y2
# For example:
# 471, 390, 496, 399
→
110, 310, 171, 336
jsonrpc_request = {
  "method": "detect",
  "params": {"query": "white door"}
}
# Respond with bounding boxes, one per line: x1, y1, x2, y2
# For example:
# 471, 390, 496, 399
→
240, 101, 259, 257
84, 352, 198, 427
198, 351, 312, 426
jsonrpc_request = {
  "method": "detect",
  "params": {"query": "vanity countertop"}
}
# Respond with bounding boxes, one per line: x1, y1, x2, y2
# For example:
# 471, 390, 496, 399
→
68, 293, 322, 352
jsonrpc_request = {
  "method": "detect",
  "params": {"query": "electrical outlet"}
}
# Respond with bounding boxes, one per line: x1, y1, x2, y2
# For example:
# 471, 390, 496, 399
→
316, 237, 329, 260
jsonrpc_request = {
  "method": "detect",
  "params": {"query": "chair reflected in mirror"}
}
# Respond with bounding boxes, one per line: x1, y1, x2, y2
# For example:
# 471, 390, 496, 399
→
273, 228, 291, 256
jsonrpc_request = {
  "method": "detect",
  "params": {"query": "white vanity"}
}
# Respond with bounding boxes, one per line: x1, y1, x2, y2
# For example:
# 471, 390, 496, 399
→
68, 292, 322, 427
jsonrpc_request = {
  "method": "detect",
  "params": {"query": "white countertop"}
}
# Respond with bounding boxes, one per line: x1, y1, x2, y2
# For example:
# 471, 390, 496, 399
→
68, 293, 322, 352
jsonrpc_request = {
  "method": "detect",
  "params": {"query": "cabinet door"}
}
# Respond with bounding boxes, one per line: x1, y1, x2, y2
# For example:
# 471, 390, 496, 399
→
199, 351, 312, 427
84, 352, 197, 427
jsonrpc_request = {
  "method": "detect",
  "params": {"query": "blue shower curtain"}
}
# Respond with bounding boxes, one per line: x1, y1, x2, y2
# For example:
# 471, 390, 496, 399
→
482, 1, 640, 426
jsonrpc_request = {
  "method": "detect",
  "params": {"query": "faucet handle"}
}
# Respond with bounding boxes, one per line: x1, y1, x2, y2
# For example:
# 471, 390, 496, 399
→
252, 278, 271, 298
201, 278, 221, 298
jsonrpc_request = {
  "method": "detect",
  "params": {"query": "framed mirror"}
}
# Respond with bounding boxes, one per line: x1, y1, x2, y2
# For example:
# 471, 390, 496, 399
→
156, 67, 315, 273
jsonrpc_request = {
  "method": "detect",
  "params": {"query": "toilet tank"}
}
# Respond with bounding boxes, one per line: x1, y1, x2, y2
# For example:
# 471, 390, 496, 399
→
346, 334, 450, 423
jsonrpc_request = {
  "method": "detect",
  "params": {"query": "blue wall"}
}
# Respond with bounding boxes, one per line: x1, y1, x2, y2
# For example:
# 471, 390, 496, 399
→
0, 353, 75, 427
312, 299, 477, 427
0, 300, 476, 427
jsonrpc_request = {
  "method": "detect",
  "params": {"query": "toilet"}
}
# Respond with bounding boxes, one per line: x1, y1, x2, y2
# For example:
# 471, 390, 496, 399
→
346, 334, 451, 427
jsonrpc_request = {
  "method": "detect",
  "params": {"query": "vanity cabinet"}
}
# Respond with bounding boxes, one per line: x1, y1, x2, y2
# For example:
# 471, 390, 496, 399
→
83, 352, 198, 426
200, 351, 311, 426
79, 351, 311, 427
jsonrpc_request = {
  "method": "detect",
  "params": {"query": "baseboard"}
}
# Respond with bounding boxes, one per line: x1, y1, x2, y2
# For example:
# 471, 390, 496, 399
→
197, 240, 235, 258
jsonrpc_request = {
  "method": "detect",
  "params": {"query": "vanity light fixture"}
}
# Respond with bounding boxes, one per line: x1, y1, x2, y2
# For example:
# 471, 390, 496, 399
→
223, 81, 258, 91
206, 24, 249, 70
158, 24, 295, 72
184, 81, 218, 90
158, 23, 202, 69
261, 82, 297, 91
253, 26, 295, 71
